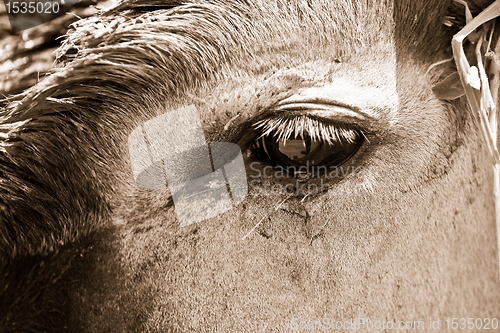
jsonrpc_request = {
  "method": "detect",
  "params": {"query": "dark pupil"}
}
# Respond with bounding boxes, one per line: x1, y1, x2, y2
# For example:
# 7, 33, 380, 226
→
259, 132, 362, 172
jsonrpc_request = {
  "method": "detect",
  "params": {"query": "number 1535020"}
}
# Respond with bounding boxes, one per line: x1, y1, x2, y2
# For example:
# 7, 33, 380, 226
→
445, 318, 498, 330
5, 1, 60, 14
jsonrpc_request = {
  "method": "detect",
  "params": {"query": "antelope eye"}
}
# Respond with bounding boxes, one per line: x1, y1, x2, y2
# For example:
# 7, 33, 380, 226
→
254, 116, 363, 175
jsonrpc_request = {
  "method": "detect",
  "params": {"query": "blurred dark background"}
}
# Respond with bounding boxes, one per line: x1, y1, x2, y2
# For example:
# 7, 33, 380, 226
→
0, 0, 112, 105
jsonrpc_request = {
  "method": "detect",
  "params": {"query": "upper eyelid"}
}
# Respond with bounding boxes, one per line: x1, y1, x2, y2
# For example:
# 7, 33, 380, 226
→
251, 105, 377, 135
275, 97, 365, 119
274, 103, 365, 120
233, 94, 383, 148
254, 115, 362, 144
266, 107, 368, 129
276, 93, 382, 116
262, 95, 382, 130
235, 112, 365, 152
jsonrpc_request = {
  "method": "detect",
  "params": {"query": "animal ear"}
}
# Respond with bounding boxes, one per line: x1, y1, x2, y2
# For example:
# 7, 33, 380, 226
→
432, 72, 466, 100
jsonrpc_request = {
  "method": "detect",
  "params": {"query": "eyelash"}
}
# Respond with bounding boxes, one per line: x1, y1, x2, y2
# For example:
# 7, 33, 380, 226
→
253, 115, 362, 144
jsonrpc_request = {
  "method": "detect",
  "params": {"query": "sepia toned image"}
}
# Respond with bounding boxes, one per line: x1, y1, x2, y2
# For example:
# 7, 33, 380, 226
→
1, 0, 499, 332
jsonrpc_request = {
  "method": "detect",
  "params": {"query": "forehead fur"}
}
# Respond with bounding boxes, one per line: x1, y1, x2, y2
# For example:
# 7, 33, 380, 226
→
0, 0, 399, 129
5, 0, 493, 115
3, 0, 469, 124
